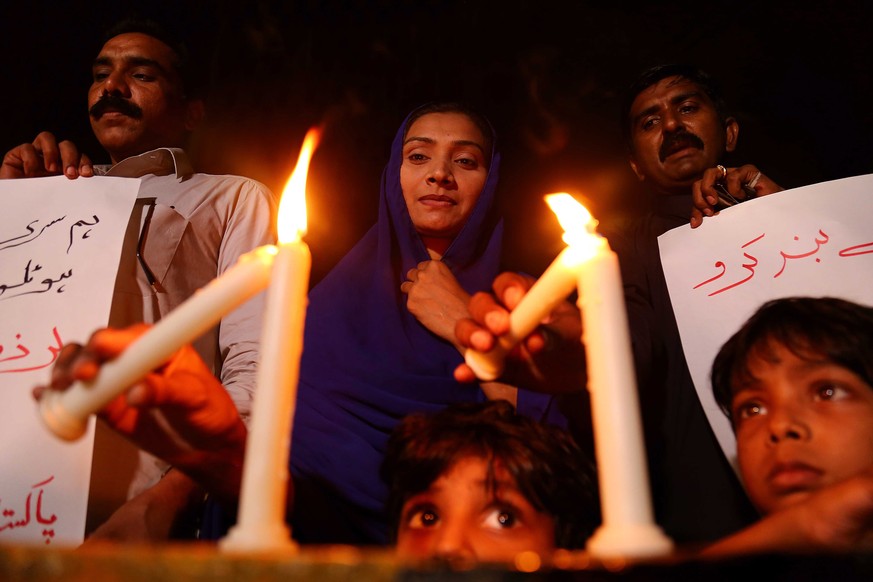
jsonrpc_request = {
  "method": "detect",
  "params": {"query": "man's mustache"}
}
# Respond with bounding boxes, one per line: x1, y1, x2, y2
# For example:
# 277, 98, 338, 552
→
89, 95, 143, 120
659, 131, 704, 162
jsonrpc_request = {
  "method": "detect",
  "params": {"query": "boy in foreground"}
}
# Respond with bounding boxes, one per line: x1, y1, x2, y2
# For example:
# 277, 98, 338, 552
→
703, 297, 873, 555
383, 400, 599, 566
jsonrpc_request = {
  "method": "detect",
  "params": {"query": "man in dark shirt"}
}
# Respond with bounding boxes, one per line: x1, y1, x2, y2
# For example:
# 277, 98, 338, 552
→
600, 64, 783, 542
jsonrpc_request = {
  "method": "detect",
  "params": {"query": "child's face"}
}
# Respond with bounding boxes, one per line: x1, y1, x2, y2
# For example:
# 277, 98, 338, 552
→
732, 342, 873, 515
394, 456, 556, 565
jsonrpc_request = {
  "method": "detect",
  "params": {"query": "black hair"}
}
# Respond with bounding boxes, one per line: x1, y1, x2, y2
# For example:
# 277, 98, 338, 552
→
381, 400, 600, 549
101, 16, 207, 99
403, 101, 495, 163
711, 297, 873, 425
620, 63, 730, 152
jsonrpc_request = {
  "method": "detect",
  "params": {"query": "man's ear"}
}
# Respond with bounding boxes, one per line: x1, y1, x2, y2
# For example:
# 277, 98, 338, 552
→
629, 157, 645, 182
184, 98, 206, 132
724, 117, 739, 153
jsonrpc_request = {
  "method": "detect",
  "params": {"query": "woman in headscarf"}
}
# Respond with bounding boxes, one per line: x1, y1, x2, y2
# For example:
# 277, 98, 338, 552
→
288, 102, 565, 544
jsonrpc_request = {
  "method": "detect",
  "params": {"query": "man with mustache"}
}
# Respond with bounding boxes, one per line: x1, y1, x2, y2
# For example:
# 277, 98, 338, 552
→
610, 64, 783, 543
0, 18, 275, 542
623, 64, 783, 227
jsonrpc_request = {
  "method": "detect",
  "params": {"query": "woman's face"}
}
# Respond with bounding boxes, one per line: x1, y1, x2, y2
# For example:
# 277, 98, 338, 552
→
400, 112, 490, 241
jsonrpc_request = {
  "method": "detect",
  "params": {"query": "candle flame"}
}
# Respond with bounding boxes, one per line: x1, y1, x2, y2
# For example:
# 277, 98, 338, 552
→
544, 193, 598, 247
278, 127, 322, 243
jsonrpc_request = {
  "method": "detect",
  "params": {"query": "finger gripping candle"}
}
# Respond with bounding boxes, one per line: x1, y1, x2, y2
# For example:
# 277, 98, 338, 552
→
39, 247, 276, 440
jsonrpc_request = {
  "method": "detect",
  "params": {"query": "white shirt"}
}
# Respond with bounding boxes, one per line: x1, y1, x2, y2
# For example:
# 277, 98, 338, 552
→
88, 148, 276, 532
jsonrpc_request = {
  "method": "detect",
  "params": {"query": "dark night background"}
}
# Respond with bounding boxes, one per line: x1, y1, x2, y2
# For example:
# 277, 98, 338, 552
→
4, 1, 872, 285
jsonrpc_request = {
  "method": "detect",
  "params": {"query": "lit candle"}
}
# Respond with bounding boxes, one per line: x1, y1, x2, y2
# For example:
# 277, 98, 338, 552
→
220, 128, 319, 553
466, 193, 672, 559
39, 246, 276, 440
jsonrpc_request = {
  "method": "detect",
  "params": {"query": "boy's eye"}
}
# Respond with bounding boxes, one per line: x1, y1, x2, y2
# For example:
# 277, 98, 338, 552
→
734, 400, 765, 421
484, 508, 517, 529
406, 508, 439, 529
815, 383, 848, 401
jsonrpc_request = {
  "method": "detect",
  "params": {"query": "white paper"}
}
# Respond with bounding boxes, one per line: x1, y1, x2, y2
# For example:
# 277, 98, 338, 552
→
658, 174, 873, 467
0, 176, 139, 546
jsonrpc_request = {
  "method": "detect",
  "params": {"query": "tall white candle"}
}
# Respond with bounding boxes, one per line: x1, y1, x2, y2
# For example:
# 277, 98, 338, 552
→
576, 233, 672, 560
220, 128, 320, 553
39, 246, 276, 440
465, 193, 672, 559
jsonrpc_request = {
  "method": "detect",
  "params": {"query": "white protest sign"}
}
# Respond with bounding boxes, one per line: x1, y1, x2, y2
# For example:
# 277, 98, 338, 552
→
0, 176, 139, 546
658, 174, 873, 466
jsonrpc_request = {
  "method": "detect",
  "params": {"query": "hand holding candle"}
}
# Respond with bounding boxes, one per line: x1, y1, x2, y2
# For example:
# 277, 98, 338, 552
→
463, 194, 596, 381
38, 246, 276, 440
37, 325, 248, 504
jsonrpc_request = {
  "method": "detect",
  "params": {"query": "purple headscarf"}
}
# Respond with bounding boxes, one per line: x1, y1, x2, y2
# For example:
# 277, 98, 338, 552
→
287, 104, 560, 544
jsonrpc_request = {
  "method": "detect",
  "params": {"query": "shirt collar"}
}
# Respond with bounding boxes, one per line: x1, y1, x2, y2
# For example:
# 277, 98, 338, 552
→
94, 148, 193, 179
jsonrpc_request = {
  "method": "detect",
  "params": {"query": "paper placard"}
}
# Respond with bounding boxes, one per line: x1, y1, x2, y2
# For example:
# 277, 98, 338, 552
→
659, 174, 873, 465
0, 176, 139, 545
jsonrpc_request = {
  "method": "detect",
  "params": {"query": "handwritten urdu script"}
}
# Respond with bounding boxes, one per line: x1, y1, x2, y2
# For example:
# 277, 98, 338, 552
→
0, 176, 138, 545
659, 174, 873, 466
